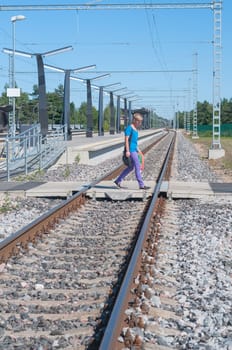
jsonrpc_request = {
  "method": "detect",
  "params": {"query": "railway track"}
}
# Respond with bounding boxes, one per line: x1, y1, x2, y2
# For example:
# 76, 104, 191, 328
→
0, 131, 175, 349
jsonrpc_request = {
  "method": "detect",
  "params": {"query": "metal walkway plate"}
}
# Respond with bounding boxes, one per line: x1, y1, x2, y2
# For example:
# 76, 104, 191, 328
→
25, 181, 86, 198
86, 181, 156, 200
0, 181, 86, 198
0, 181, 46, 191
167, 181, 232, 199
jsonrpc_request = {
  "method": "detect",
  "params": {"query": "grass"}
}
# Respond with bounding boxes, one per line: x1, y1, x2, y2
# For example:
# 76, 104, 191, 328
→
188, 135, 232, 176
63, 165, 71, 178
74, 153, 80, 164
14, 169, 45, 182
0, 194, 19, 213
220, 138, 232, 170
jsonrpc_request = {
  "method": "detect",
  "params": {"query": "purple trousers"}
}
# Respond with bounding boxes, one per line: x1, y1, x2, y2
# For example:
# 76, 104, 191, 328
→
116, 151, 144, 188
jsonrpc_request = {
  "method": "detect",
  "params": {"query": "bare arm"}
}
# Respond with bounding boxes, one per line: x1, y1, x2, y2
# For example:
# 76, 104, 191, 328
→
125, 136, 130, 156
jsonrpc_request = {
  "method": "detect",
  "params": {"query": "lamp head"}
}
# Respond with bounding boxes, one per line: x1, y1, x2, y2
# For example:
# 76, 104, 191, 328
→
73, 64, 96, 73
43, 46, 73, 57
11, 15, 26, 22
3, 48, 32, 58
89, 73, 110, 81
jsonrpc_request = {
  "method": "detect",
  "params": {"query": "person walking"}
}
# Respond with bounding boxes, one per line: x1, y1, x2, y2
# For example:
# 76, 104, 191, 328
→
114, 112, 150, 190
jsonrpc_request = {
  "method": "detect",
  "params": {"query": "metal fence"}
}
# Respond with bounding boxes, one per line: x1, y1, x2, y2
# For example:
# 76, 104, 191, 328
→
198, 123, 232, 137
0, 124, 66, 181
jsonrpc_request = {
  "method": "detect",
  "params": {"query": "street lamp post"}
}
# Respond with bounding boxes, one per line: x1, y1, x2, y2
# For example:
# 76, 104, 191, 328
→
70, 74, 110, 137
45, 64, 97, 139
104, 87, 126, 135
96, 83, 121, 136
127, 97, 139, 125
85, 74, 110, 137
3, 46, 73, 137
10, 15, 26, 137
115, 91, 133, 128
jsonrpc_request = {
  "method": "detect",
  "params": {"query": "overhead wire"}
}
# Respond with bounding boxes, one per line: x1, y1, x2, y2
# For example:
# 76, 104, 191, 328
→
143, 0, 174, 112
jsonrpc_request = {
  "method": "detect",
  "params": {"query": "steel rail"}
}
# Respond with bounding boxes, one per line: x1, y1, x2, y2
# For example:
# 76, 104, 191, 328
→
99, 131, 176, 349
0, 188, 87, 263
0, 132, 169, 263
0, 3, 213, 12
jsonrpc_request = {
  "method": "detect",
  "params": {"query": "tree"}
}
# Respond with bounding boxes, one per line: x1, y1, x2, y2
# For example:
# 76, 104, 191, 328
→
47, 85, 64, 125
77, 102, 87, 128
103, 104, 111, 131
0, 85, 9, 106
197, 101, 212, 125
76, 102, 98, 130
221, 98, 232, 124
30, 84, 39, 99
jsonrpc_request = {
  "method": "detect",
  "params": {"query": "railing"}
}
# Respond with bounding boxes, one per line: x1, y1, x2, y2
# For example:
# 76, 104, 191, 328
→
0, 124, 66, 181
38, 126, 66, 170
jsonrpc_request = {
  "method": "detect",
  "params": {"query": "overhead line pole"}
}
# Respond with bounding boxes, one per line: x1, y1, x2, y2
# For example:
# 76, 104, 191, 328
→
209, 0, 224, 159
192, 52, 199, 139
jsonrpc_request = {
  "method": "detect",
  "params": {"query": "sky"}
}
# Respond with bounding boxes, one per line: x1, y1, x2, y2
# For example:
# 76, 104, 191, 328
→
0, 0, 231, 121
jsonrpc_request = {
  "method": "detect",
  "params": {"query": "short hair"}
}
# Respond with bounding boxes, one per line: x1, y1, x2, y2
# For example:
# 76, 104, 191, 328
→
133, 113, 143, 121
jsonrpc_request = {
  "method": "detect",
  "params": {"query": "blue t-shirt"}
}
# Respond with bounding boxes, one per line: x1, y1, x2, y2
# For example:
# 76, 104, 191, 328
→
125, 125, 138, 152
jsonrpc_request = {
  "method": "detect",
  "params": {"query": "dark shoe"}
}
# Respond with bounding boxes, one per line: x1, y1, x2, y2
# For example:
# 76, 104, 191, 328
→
139, 186, 150, 190
114, 181, 122, 188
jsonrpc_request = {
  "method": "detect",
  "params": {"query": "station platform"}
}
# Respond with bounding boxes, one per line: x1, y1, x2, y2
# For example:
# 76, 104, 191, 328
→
0, 180, 231, 201
55, 129, 162, 165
